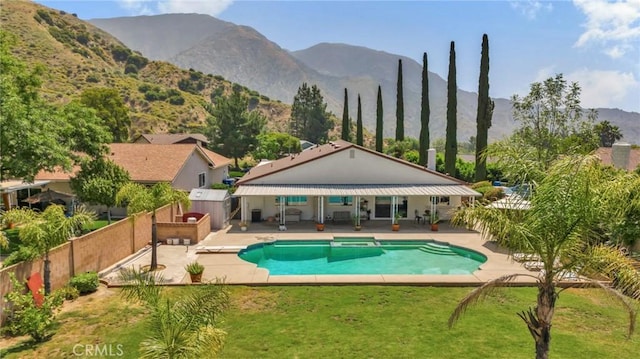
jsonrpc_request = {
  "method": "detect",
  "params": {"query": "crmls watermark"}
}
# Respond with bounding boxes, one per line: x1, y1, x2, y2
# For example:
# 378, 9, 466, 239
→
72, 344, 124, 357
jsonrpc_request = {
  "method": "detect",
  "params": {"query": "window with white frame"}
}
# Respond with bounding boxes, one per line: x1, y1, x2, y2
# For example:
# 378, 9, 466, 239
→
275, 196, 307, 206
198, 172, 206, 187
328, 196, 353, 206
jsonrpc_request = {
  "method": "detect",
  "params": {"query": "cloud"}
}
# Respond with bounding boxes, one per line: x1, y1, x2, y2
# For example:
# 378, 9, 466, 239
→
510, 0, 553, 20
573, 0, 640, 58
565, 68, 638, 109
117, 0, 234, 16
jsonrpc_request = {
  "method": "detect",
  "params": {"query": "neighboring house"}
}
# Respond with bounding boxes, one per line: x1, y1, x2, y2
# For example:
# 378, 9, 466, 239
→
235, 140, 481, 225
0, 180, 51, 210
35, 143, 231, 194
133, 133, 209, 148
594, 143, 640, 172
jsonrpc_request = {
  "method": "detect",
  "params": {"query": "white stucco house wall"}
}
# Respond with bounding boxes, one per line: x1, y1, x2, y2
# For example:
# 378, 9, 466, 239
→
235, 140, 480, 226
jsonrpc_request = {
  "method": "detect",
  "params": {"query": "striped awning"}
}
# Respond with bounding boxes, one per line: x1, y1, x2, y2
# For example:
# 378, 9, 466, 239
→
235, 184, 481, 197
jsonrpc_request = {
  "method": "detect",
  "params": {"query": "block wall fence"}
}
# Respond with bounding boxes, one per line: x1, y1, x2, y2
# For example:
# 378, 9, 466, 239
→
0, 204, 211, 324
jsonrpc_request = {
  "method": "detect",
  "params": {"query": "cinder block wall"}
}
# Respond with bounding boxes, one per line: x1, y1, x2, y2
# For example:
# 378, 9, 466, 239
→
0, 204, 179, 325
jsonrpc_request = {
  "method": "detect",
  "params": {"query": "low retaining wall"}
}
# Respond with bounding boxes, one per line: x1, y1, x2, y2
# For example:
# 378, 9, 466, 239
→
157, 213, 210, 245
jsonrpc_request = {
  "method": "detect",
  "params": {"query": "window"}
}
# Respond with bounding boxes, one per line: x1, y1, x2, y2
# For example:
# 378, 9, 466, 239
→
328, 196, 353, 206
275, 196, 307, 206
198, 172, 206, 188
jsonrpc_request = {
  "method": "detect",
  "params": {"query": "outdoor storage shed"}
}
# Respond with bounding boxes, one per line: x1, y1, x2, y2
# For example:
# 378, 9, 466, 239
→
188, 189, 230, 230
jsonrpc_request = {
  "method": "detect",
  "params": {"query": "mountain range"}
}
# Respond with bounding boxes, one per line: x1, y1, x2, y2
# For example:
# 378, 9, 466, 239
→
90, 13, 639, 143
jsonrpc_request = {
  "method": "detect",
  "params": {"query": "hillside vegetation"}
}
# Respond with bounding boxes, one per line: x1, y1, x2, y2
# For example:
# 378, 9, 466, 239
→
0, 1, 293, 139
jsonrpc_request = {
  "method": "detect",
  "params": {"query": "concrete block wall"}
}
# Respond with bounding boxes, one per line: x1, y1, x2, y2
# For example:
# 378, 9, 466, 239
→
0, 204, 179, 325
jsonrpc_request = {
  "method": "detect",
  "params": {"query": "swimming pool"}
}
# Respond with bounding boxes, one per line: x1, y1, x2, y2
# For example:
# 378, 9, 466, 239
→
238, 238, 486, 275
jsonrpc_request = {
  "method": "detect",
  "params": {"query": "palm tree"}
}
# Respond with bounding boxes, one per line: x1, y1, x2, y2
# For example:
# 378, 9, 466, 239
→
118, 268, 229, 358
116, 182, 191, 271
449, 155, 640, 359
2, 205, 95, 294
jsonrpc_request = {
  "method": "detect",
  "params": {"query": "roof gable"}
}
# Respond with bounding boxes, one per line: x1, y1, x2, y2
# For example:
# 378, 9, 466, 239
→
238, 140, 464, 186
135, 133, 209, 145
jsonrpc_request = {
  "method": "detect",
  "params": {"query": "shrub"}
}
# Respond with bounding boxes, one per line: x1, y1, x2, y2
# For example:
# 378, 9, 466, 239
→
111, 45, 131, 62
86, 74, 100, 83
69, 271, 99, 294
2, 246, 41, 267
59, 285, 80, 300
2, 273, 64, 342
168, 95, 185, 105
36, 9, 54, 26
124, 64, 138, 74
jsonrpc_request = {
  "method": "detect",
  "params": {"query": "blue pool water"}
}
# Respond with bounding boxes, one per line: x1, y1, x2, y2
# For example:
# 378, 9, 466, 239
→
238, 239, 486, 275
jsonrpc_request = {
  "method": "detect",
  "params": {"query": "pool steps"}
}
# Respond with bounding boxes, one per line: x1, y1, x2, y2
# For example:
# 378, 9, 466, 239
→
418, 243, 457, 256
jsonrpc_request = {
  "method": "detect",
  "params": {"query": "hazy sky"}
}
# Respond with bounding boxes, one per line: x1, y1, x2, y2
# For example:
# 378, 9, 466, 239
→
36, 1, 640, 112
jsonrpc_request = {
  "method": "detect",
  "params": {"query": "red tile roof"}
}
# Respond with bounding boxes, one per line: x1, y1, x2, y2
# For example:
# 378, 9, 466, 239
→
36, 144, 230, 183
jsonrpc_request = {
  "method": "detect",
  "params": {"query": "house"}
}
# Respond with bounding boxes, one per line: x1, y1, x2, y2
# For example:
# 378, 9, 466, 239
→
133, 133, 209, 148
235, 140, 481, 226
0, 180, 51, 210
594, 143, 639, 172
35, 143, 231, 194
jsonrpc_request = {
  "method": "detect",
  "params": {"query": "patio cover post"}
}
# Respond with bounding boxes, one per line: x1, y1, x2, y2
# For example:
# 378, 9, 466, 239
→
391, 196, 396, 224
317, 196, 324, 223
279, 196, 285, 225
355, 196, 360, 226
430, 196, 437, 222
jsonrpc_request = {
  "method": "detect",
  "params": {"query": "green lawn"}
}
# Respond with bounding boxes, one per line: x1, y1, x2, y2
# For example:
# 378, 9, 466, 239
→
1, 286, 638, 358
82, 220, 110, 232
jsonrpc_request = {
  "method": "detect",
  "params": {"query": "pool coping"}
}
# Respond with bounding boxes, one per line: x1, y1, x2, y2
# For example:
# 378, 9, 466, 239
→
101, 225, 595, 287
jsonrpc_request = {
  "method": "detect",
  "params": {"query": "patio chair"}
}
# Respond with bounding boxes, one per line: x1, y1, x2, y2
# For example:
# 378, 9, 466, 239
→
414, 209, 423, 224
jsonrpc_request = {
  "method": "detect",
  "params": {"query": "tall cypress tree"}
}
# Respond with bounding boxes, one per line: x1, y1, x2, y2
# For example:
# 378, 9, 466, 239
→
356, 94, 363, 146
445, 41, 457, 176
376, 85, 383, 152
475, 34, 494, 182
419, 52, 430, 166
341, 88, 350, 141
395, 59, 404, 141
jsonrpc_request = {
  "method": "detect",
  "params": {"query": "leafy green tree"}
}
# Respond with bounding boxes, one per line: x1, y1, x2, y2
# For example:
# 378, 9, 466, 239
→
0, 31, 109, 182
118, 268, 229, 358
450, 155, 640, 359
116, 182, 191, 271
488, 74, 598, 184
252, 132, 302, 160
57, 101, 112, 159
419, 52, 431, 166
2, 205, 96, 294
445, 41, 457, 176
289, 83, 332, 144
356, 94, 363, 146
385, 138, 419, 159
376, 85, 384, 152
80, 87, 131, 142
70, 158, 131, 224
594, 120, 623, 147
341, 88, 350, 141
395, 59, 404, 142
206, 89, 265, 168
475, 34, 494, 182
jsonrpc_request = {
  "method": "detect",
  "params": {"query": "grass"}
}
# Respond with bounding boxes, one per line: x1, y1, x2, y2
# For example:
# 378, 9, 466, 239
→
1, 286, 638, 358
82, 220, 109, 232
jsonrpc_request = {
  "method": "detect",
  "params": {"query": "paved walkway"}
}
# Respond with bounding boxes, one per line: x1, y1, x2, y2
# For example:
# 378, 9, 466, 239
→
100, 220, 541, 286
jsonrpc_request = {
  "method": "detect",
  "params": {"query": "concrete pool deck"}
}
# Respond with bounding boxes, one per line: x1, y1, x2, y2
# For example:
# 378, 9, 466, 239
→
101, 220, 544, 286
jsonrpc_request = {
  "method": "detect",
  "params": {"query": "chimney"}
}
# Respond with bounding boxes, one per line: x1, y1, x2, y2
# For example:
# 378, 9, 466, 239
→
612, 142, 631, 170
427, 149, 436, 171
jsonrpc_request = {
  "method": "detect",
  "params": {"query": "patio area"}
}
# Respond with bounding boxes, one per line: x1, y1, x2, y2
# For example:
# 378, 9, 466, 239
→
101, 219, 541, 287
